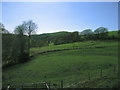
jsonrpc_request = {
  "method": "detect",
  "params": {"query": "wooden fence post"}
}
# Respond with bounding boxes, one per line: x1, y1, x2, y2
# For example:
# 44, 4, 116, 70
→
88, 72, 91, 80
100, 68, 102, 77
48, 82, 50, 90
7, 84, 10, 90
61, 80, 63, 89
113, 66, 116, 73
83, 81, 86, 88
45, 83, 49, 90
21, 83, 23, 88
36, 83, 37, 88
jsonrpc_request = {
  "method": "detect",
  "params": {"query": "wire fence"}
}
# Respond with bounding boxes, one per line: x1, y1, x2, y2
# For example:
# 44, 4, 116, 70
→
3, 65, 119, 89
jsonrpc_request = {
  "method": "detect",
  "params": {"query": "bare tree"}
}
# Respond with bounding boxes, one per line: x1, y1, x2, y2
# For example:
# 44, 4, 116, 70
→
14, 24, 25, 35
0, 22, 5, 32
0, 22, 9, 33
22, 20, 38, 56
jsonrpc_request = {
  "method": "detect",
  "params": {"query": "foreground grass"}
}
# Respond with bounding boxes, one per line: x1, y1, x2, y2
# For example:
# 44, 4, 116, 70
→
3, 40, 119, 88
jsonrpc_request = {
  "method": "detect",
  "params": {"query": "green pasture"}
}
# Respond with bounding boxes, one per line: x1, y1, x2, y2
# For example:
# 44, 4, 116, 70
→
3, 40, 119, 88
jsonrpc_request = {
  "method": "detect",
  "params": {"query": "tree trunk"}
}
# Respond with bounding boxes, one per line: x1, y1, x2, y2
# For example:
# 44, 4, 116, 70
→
28, 35, 30, 57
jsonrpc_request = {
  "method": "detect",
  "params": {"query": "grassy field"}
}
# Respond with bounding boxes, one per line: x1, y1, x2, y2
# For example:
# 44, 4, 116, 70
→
3, 40, 119, 88
108, 31, 119, 37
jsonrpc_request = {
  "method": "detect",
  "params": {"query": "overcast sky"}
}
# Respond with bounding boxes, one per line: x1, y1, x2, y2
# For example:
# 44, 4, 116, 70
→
2, 2, 118, 34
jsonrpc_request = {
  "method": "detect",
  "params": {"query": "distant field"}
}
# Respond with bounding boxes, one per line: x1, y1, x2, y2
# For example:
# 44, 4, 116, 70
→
108, 31, 118, 36
30, 40, 117, 56
3, 40, 119, 88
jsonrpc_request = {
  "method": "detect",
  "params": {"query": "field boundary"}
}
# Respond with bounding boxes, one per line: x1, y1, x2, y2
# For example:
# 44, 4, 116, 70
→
3, 65, 118, 89
30, 46, 106, 59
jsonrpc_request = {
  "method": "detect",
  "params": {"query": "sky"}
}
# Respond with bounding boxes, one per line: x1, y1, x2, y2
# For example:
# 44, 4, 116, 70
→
1, 2, 118, 34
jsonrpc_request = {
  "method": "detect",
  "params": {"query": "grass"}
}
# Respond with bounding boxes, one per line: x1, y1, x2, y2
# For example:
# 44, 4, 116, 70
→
30, 40, 117, 56
3, 40, 119, 88
108, 31, 118, 37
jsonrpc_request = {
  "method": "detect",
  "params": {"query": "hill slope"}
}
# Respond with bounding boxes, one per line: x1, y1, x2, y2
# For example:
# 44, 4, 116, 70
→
3, 40, 119, 88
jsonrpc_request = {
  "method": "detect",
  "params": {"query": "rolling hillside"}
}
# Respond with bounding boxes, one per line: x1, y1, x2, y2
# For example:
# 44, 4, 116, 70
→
3, 40, 119, 88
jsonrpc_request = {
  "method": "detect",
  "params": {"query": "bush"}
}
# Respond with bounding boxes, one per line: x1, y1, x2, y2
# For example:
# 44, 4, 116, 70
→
18, 52, 30, 63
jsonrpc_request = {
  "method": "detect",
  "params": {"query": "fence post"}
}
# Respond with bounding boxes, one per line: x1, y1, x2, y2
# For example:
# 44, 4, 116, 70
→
113, 66, 116, 73
83, 81, 86, 88
100, 68, 102, 77
36, 83, 37, 88
21, 83, 23, 88
88, 72, 91, 80
75, 75, 77, 84
45, 83, 49, 90
48, 82, 50, 90
61, 80, 63, 89
7, 84, 10, 90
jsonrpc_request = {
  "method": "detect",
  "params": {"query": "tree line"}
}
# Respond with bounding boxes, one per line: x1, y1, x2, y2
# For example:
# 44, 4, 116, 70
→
0, 21, 119, 67
31, 27, 119, 47
1, 20, 37, 67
